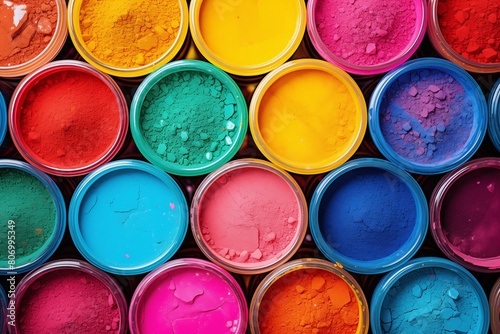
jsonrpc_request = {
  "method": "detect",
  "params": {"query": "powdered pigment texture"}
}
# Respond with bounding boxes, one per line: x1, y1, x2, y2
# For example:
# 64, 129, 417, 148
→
380, 267, 481, 333
197, 166, 301, 267
0, 168, 56, 267
379, 69, 474, 165
136, 265, 243, 333
441, 167, 500, 260
140, 71, 241, 167
314, 0, 417, 66
318, 167, 415, 261
258, 268, 360, 334
18, 269, 121, 333
437, 0, 500, 64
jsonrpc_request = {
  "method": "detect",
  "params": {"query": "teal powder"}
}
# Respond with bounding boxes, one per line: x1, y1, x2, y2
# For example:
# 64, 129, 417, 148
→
140, 71, 240, 166
381, 267, 480, 333
0, 168, 56, 267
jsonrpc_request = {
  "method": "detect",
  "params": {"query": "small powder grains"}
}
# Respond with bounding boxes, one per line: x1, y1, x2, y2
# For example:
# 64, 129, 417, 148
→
140, 71, 241, 168
379, 69, 474, 165
18, 269, 121, 334
314, 0, 417, 66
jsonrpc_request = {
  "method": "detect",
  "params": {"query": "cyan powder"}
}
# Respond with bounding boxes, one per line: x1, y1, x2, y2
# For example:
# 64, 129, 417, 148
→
381, 267, 481, 333
318, 167, 415, 261
0, 168, 56, 266
140, 71, 240, 166
380, 69, 474, 164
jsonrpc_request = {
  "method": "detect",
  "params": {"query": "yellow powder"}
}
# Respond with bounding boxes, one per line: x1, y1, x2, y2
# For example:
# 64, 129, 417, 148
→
79, 0, 181, 68
255, 67, 364, 173
196, 0, 304, 72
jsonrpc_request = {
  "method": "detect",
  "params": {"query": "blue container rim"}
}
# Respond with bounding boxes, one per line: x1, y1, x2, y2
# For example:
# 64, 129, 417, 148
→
0, 283, 6, 333
309, 158, 428, 275
0, 159, 66, 275
130, 59, 249, 177
370, 257, 490, 334
0, 92, 7, 147
368, 57, 488, 175
488, 78, 500, 152
68, 159, 189, 276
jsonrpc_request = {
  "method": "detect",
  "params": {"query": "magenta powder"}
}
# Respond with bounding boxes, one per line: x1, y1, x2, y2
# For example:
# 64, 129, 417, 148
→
314, 0, 417, 66
18, 269, 121, 333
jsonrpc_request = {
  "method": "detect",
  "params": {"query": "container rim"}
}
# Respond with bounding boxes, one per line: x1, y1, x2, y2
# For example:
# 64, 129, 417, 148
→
488, 78, 500, 152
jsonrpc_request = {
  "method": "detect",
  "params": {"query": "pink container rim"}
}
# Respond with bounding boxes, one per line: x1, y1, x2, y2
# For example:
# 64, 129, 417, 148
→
306, 0, 428, 75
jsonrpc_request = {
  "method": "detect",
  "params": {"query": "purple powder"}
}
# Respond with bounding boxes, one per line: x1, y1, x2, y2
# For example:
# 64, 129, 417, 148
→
379, 69, 474, 164
314, 0, 417, 66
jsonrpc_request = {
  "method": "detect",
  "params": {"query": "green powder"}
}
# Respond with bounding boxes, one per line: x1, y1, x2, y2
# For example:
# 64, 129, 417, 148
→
140, 71, 241, 166
0, 168, 57, 268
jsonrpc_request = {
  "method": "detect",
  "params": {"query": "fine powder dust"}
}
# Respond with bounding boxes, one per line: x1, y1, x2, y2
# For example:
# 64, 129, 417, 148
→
18, 269, 121, 333
197, 166, 300, 266
258, 268, 360, 334
315, 0, 417, 66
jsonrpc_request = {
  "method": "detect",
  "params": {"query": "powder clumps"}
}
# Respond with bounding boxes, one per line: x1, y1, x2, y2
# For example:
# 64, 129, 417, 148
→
315, 0, 417, 66
79, 0, 181, 68
258, 268, 360, 334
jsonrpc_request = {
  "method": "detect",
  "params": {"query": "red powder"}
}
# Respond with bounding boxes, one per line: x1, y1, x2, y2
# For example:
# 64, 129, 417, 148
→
438, 0, 500, 63
18, 69, 121, 170
18, 269, 121, 333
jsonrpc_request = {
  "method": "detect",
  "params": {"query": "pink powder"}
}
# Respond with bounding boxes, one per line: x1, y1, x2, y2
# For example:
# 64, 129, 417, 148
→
314, 0, 418, 66
196, 165, 303, 269
18, 269, 122, 333
134, 262, 246, 333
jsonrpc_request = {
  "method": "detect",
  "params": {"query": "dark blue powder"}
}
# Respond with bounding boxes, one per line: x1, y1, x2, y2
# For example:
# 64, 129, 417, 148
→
318, 167, 415, 261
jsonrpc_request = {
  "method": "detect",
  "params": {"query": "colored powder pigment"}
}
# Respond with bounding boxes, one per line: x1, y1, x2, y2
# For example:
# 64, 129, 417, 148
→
314, 0, 417, 66
0, 0, 57, 66
74, 166, 187, 273
0, 168, 56, 267
257, 68, 361, 171
197, 0, 303, 72
379, 69, 474, 165
258, 268, 360, 334
78, 0, 181, 68
318, 167, 415, 261
440, 167, 500, 260
136, 264, 244, 333
140, 71, 241, 167
18, 69, 121, 170
437, 0, 500, 64
380, 267, 480, 333
197, 166, 301, 267
18, 269, 121, 333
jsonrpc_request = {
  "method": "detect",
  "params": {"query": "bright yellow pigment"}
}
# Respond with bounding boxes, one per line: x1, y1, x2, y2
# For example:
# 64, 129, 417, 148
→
256, 68, 364, 173
198, 0, 304, 70
78, 0, 181, 68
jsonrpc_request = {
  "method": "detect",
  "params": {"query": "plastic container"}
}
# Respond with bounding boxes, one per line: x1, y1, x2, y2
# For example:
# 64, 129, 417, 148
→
307, 0, 427, 75
370, 257, 490, 334
430, 158, 500, 272
489, 78, 500, 152
369, 57, 488, 175
8, 60, 129, 177
0, 92, 6, 147
0, 159, 66, 275
309, 158, 428, 274
249, 59, 367, 175
68, 0, 189, 77
0, 0, 67, 78
427, 0, 500, 73
9, 259, 128, 334
129, 258, 248, 334
1, 284, 7, 334
191, 159, 308, 275
249, 258, 369, 334
69, 159, 188, 276
490, 278, 500, 334
130, 60, 248, 176
189, 0, 306, 76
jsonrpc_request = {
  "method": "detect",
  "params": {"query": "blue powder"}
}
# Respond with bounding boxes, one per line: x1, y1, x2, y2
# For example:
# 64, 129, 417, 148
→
380, 69, 474, 164
318, 167, 415, 261
381, 267, 480, 333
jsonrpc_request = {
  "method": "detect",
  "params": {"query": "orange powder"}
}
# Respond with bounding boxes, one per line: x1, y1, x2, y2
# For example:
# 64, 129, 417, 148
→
258, 268, 360, 334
